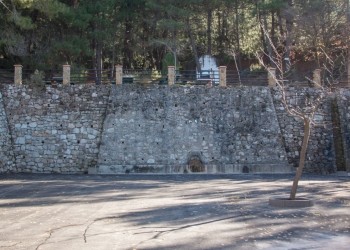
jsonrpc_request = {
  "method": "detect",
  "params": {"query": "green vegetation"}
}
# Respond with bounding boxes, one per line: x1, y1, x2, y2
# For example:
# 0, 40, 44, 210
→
0, 0, 348, 74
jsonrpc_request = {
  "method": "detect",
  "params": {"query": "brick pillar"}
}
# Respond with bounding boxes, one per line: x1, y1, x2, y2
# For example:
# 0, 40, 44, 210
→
115, 65, 123, 85
63, 65, 71, 85
14, 65, 22, 85
268, 67, 277, 87
313, 69, 321, 88
168, 66, 175, 86
219, 66, 227, 87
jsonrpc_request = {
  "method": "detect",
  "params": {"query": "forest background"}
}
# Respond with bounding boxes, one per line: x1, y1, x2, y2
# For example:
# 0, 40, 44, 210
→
0, 0, 349, 81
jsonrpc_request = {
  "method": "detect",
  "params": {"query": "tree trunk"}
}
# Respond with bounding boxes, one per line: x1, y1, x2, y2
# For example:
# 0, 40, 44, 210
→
207, 8, 212, 55
123, 17, 133, 69
271, 11, 275, 46
284, 0, 294, 71
217, 11, 223, 54
290, 118, 311, 200
72, 0, 78, 8
234, 1, 241, 70
111, 42, 115, 80
186, 19, 201, 72
94, 40, 102, 85
256, 2, 269, 66
263, 14, 274, 66
277, 10, 285, 40
222, 10, 229, 54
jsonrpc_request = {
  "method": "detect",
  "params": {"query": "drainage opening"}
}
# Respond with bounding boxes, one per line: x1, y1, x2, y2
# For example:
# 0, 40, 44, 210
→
242, 166, 249, 173
188, 154, 205, 173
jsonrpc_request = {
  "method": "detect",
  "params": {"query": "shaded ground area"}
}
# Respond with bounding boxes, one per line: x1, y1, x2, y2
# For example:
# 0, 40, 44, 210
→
0, 173, 349, 250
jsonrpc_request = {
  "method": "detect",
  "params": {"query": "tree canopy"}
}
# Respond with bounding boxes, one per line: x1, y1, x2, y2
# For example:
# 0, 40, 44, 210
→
0, 0, 348, 73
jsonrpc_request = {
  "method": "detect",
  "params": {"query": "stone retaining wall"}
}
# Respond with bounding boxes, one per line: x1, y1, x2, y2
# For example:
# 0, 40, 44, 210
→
337, 89, 350, 172
1, 85, 110, 173
0, 91, 15, 172
0, 84, 347, 174
97, 85, 290, 174
271, 87, 335, 174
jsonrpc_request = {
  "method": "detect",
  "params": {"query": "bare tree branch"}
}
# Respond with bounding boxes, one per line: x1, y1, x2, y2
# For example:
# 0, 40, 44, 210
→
0, 0, 12, 13
256, 21, 345, 200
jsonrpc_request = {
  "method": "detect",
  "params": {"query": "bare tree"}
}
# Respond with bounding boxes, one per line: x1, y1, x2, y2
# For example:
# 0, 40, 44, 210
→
256, 25, 344, 200
229, 49, 242, 86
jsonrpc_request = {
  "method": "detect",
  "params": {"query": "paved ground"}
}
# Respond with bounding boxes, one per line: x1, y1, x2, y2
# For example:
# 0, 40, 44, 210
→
0, 173, 349, 250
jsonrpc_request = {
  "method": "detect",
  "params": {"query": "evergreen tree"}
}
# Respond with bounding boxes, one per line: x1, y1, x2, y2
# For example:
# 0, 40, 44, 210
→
0, 0, 348, 76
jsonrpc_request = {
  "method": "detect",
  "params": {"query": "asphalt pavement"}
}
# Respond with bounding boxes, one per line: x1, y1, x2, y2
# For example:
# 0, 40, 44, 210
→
0, 173, 349, 250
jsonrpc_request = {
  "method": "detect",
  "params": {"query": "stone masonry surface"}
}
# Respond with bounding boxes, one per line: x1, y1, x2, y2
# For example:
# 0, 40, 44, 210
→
98, 85, 290, 174
337, 89, 350, 171
272, 87, 336, 173
0, 84, 348, 174
1, 85, 110, 173
0, 92, 15, 172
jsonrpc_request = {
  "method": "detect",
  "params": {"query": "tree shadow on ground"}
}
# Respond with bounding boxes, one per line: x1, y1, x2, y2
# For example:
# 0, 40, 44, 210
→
0, 173, 349, 249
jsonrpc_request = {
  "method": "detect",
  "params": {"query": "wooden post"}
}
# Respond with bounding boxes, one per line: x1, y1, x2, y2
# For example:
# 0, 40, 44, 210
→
268, 67, 277, 87
62, 65, 71, 85
14, 65, 22, 85
219, 66, 227, 87
168, 66, 175, 86
313, 69, 321, 88
115, 65, 123, 85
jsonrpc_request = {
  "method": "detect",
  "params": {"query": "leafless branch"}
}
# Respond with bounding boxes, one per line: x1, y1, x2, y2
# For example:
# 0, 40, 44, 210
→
229, 49, 242, 86
0, 0, 12, 13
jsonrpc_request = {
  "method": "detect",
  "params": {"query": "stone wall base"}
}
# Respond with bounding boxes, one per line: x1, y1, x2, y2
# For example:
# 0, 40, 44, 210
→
93, 163, 293, 175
